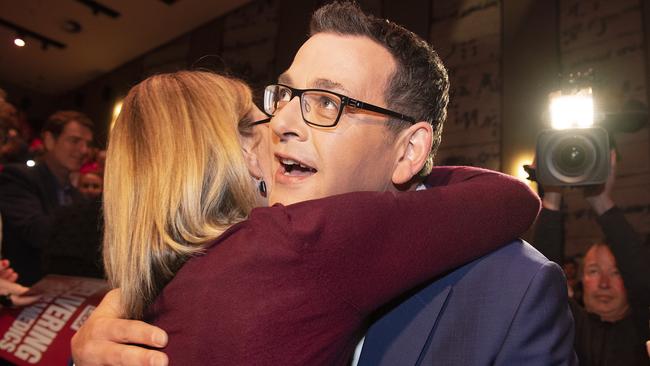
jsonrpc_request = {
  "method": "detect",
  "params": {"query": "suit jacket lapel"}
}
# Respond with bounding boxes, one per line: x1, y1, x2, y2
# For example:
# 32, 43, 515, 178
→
358, 285, 452, 366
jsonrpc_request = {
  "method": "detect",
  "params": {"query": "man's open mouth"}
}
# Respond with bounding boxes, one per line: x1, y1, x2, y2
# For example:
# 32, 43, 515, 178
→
279, 158, 317, 177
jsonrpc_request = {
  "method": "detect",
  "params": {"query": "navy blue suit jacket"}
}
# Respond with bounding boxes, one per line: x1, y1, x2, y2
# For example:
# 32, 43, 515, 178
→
358, 240, 577, 366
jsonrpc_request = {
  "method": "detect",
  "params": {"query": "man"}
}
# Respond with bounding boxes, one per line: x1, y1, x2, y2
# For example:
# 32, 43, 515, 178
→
0, 110, 93, 285
534, 152, 650, 365
0, 100, 29, 165
71, 2, 576, 365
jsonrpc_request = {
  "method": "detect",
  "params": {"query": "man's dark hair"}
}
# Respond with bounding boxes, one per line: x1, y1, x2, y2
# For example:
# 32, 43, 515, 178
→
42, 110, 94, 139
310, 1, 449, 176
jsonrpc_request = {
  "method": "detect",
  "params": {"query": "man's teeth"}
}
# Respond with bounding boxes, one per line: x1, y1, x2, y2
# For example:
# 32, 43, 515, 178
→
280, 158, 312, 170
280, 158, 316, 175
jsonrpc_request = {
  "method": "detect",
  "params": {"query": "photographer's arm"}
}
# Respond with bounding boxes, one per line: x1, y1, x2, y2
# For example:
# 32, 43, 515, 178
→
585, 152, 650, 304
71, 289, 169, 366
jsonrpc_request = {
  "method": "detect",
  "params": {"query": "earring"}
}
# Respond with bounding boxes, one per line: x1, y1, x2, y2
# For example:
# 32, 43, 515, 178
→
258, 180, 267, 196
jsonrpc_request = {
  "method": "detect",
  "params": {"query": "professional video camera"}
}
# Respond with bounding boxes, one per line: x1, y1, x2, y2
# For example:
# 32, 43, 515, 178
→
534, 86, 647, 186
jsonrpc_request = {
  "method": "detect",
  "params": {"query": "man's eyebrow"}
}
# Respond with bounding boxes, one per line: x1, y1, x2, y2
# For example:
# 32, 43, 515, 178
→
278, 73, 292, 85
312, 78, 350, 94
277, 75, 351, 95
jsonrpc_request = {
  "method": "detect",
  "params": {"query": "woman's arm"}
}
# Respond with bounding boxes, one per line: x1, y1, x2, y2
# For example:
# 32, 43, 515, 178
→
252, 166, 541, 313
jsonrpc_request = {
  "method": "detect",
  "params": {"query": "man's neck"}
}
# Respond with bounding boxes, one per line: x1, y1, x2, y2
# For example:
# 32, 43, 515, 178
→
43, 156, 70, 186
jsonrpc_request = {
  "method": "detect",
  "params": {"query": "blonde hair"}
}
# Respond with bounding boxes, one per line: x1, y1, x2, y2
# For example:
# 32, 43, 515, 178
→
103, 71, 258, 319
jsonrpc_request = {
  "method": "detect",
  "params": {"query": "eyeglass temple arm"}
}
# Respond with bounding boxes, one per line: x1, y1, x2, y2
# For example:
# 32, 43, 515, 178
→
345, 98, 416, 123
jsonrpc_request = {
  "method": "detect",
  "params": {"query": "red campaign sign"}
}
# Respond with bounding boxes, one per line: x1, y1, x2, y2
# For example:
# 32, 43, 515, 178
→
0, 275, 109, 365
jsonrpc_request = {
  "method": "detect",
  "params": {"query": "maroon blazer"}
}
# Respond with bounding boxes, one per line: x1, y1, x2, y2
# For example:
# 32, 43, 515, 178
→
145, 166, 540, 365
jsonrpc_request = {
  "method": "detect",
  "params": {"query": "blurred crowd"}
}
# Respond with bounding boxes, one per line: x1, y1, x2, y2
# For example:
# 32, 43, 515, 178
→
0, 88, 105, 287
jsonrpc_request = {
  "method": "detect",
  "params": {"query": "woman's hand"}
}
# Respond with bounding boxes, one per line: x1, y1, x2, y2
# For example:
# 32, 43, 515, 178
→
0, 278, 40, 307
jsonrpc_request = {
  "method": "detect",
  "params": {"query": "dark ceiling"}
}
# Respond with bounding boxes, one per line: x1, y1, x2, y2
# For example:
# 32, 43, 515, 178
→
0, 0, 252, 94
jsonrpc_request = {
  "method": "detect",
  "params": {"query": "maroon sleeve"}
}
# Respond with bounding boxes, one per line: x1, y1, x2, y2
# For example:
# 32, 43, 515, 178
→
248, 166, 541, 314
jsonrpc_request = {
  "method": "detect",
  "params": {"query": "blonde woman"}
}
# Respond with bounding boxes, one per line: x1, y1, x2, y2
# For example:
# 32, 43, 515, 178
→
102, 71, 539, 365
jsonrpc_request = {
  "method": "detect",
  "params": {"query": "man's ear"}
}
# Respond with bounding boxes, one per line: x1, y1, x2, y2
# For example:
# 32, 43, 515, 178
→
392, 121, 433, 185
42, 131, 56, 152
240, 132, 263, 179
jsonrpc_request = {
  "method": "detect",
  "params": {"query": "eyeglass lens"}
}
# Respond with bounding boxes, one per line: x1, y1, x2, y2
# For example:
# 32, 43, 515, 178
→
264, 85, 342, 127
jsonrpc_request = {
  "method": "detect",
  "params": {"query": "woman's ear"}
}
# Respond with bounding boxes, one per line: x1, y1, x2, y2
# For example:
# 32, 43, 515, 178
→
391, 121, 433, 185
240, 132, 263, 179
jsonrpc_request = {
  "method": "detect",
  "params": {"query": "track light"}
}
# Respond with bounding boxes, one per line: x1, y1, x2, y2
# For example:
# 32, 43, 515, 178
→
0, 18, 66, 50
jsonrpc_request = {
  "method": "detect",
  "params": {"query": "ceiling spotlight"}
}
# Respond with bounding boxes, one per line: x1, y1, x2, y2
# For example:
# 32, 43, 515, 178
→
14, 37, 25, 47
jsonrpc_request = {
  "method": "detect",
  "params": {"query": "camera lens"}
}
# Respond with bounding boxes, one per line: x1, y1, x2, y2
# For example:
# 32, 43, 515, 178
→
536, 127, 609, 186
546, 134, 598, 182
553, 137, 588, 175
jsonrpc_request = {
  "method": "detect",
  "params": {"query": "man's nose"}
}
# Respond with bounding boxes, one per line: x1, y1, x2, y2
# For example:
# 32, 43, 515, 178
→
598, 274, 611, 288
79, 141, 90, 156
270, 97, 308, 142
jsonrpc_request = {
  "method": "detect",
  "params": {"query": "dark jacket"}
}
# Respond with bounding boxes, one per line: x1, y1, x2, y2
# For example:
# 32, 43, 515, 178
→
534, 207, 650, 366
0, 162, 82, 284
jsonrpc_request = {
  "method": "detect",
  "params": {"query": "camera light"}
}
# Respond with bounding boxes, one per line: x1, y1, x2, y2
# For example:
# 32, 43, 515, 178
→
549, 88, 594, 130
14, 37, 26, 47
26, 160, 35, 167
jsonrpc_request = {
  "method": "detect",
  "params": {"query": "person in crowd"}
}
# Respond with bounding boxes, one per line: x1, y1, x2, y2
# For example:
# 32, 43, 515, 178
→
562, 256, 584, 304
533, 151, 650, 366
40, 195, 104, 279
0, 100, 29, 165
71, 2, 575, 366
0, 110, 93, 284
77, 167, 103, 201
42, 156, 103, 278
42, 163, 104, 278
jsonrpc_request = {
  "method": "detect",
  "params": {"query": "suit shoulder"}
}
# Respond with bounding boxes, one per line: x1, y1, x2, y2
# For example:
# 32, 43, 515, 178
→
455, 239, 562, 291
479, 239, 553, 268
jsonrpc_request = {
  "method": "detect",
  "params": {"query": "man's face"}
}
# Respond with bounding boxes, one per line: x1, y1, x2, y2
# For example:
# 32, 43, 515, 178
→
582, 245, 629, 321
268, 33, 403, 205
44, 121, 93, 173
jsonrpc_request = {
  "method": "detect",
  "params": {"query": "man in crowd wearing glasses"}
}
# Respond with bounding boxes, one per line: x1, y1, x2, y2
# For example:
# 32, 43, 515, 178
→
72, 2, 576, 365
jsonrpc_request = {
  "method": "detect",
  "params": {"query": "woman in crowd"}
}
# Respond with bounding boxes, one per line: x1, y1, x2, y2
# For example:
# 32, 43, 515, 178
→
102, 70, 540, 365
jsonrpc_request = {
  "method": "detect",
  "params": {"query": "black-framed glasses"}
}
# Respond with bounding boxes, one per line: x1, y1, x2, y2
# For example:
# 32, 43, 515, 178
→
251, 115, 271, 126
248, 106, 272, 126
263, 84, 416, 127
